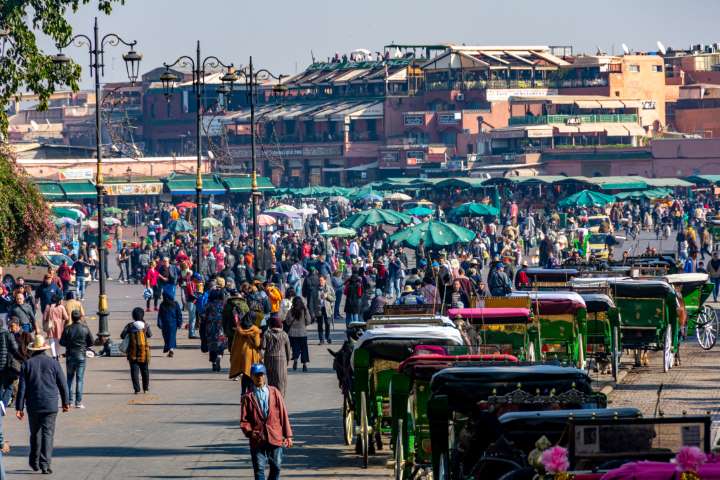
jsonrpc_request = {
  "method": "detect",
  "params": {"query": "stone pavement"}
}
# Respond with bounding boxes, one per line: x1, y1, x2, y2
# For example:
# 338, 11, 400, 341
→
3, 275, 391, 479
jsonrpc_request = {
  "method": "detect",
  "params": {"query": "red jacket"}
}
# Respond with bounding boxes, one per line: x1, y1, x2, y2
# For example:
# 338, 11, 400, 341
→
240, 385, 293, 448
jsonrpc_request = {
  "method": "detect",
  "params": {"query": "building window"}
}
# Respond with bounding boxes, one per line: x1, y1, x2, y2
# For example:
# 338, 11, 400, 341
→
628, 64, 640, 73
652, 65, 663, 73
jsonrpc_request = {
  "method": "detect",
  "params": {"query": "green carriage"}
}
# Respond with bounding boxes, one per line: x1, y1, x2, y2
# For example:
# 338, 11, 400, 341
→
580, 292, 621, 380
390, 352, 519, 480
662, 273, 718, 350
350, 316, 464, 468
609, 279, 681, 372
510, 292, 588, 368
426, 365, 607, 480
447, 307, 538, 361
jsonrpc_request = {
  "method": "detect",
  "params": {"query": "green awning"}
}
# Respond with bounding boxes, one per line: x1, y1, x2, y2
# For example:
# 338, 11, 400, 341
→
685, 175, 720, 186
597, 181, 647, 191
165, 174, 226, 195
435, 177, 488, 189
61, 180, 97, 199
222, 176, 274, 192
643, 178, 694, 188
37, 182, 65, 200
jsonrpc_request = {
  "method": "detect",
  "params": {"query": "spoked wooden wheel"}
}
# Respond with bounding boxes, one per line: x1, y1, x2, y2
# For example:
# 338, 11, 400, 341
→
394, 419, 404, 480
663, 325, 674, 373
611, 326, 620, 382
343, 396, 354, 446
360, 391, 369, 468
695, 305, 718, 350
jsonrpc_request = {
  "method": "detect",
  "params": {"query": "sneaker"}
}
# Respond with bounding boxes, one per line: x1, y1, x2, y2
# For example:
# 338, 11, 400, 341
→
168, 350, 174, 358
75, 404, 85, 409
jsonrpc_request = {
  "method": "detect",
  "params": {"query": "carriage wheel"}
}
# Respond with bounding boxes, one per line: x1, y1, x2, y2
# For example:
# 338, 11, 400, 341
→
696, 305, 718, 350
527, 342, 536, 362
611, 326, 620, 382
394, 419, 404, 480
663, 325, 674, 373
577, 333, 585, 370
343, 396, 354, 446
360, 391, 369, 468
438, 451, 450, 480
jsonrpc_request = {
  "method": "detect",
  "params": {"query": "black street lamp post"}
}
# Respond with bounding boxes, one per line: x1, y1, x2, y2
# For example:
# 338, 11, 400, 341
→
234, 57, 286, 255
160, 41, 236, 313
53, 17, 142, 342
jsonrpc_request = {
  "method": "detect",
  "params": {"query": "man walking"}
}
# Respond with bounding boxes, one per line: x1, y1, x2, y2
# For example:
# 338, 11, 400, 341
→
16, 334, 69, 474
59, 310, 94, 408
241, 363, 293, 480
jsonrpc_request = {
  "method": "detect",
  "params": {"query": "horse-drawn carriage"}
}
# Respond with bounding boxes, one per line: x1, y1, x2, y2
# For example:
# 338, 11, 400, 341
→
426, 365, 607, 479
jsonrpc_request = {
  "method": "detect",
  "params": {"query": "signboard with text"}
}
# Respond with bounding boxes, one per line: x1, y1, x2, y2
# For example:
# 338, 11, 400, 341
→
486, 88, 558, 101
105, 182, 164, 196
404, 115, 424, 126
228, 145, 341, 158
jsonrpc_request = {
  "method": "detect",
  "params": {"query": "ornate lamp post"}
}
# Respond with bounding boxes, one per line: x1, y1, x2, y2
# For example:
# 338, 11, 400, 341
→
53, 17, 141, 342
234, 58, 287, 255
160, 41, 236, 325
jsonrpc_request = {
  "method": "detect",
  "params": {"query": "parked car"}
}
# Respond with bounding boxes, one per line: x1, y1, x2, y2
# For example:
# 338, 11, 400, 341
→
3, 251, 75, 286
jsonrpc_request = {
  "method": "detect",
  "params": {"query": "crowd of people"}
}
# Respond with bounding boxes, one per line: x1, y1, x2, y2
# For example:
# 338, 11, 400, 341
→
4, 187, 720, 478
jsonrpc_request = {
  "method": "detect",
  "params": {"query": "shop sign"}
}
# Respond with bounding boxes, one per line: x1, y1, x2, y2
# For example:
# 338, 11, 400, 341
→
404, 115, 424, 126
380, 151, 400, 163
229, 145, 341, 158
105, 182, 164, 196
58, 168, 93, 180
406, 150, 425, 161
438, 112, 461, 124
486, 88, 558, 101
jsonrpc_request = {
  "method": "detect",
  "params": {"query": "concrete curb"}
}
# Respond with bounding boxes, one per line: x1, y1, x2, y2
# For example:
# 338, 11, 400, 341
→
599, 368, 629, 396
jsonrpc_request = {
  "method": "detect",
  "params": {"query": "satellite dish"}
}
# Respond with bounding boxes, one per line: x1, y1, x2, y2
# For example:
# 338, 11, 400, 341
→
110, 144, 120, 153
657, 41, 667, 55
621, 43, 630, 55
207, 150, 215, 160
29, 120, 39, 131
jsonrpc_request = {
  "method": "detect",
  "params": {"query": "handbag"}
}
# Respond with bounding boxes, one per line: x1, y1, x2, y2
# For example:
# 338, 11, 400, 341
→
118, 335, 131, 354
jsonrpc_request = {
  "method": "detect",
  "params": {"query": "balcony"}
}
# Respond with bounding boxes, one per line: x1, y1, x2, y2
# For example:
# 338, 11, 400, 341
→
509, 114, 639, 126
426, 79, 559, 91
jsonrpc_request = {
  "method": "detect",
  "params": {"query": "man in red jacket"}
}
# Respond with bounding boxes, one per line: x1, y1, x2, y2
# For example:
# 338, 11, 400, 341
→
240, 363, 293, 480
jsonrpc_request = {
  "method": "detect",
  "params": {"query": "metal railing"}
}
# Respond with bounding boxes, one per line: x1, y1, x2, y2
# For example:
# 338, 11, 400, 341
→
508, 113, 639, 125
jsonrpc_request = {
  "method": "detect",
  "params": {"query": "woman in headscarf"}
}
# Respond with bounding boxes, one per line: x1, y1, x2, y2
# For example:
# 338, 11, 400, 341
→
43, 294, 67, 359
261, 314, 291, 396
229, 309, 262, 395
284, 296, 311, 372
157, 292, 183, 357
203, 288, 227, 372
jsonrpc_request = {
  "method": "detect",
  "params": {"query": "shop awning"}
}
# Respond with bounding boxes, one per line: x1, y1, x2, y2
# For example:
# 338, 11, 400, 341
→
165, 175, 227, 195
624, 123, 647, 136
222, 176, 274, 192
644, 178, 694, 188
577, 123, 602, 133
555, 125, 579, 134
61, 180, 97, 199
104, 180, 164, 196
37, 182, 65, 200
598, 100, 625, 109
575, 100, 601, 109
604, 124, 630, 136
621, 100, 643, 108
591, 177, 648, 191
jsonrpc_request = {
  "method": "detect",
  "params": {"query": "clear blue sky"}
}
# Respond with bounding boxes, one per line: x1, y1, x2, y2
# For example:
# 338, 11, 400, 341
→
38, 0, 720, 88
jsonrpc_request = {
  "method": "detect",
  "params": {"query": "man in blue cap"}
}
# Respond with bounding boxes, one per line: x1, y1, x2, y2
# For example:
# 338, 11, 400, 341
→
241, 363, 293, 480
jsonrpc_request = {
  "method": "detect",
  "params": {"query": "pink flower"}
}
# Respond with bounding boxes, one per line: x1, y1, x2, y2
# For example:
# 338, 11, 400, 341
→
674, 446, 707, 472
541, 446, 569, 474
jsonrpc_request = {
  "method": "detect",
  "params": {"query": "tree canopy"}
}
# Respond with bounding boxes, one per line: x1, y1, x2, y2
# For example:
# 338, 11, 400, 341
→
0, 0, 123, 135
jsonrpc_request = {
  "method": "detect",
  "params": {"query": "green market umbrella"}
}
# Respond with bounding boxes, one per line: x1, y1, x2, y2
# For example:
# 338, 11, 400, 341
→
558, 189, 615, 208
320, 226, 357, 238
340, 208, 413, 229
50, 207, 84, 221
405, 206, 435, 217
169, 219, 194, 232
104, 207, 123, 215
448, 202, 500, 218
202, 217, 223, 228
388, 220, 476, 248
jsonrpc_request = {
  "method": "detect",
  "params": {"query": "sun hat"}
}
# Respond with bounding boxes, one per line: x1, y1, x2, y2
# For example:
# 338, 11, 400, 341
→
28, 334, 51, 351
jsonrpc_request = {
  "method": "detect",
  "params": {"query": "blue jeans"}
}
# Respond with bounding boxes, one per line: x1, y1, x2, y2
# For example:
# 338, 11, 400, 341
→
76, 277, 86, 299
250, 445, 283, 480
187, 301, 197, 336
713, 278, 720, 302
334, 288, 343, 319
346, 313, 360, 325
66, 357, 87, 404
